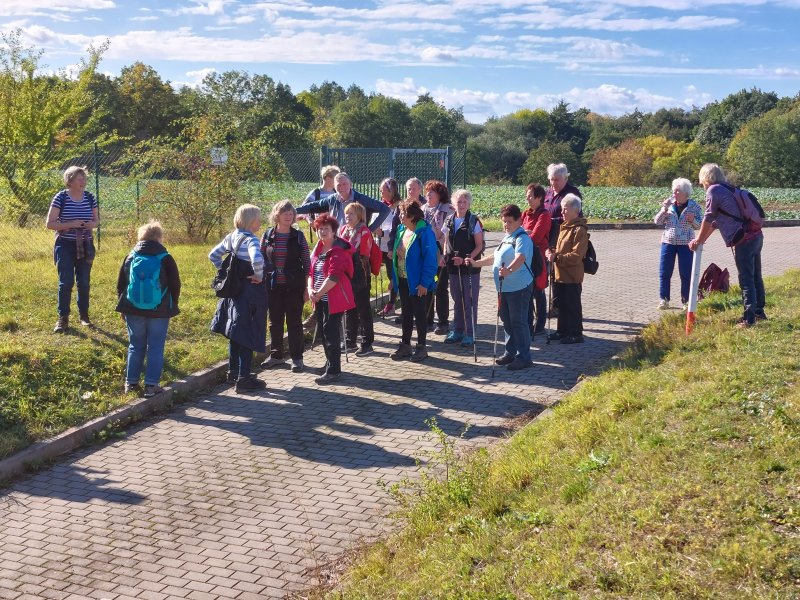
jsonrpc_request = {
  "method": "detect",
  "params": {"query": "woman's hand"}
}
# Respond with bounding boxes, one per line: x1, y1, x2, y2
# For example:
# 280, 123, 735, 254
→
452, 255, 464, 266
685, 212, 695, 224
248, 275, 262, 284
545, 249, 555, 261
498, 265, 512, 278
416, 285, 428, 297
662, 197, 673, 209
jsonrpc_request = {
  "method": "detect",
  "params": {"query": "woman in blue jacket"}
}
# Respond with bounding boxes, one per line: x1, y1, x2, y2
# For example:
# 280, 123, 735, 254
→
390, 199, 438, 362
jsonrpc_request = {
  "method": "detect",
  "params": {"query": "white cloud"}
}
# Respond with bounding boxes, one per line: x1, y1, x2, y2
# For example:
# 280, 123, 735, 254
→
130, 16, 159, 22
0, 0, 114, 16
166, 0, 230, 17
534, 83, 697, 114
172, 67, 218, 89
375, 76, 501, 121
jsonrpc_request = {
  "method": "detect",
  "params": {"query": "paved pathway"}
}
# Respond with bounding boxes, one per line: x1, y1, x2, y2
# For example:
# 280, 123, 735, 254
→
1, 228, 798, 600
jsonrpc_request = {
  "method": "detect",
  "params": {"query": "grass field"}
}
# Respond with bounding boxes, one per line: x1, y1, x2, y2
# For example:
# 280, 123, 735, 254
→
315, 271, 800, 598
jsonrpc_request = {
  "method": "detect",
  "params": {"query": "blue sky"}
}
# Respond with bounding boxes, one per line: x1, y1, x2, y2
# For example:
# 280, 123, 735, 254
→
2, 0, 800, 123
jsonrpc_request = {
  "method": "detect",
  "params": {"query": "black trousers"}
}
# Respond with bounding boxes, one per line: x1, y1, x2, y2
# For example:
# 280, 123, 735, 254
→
345, 284, 375, 347
382, 251, 397, 304
268, 280, 305, 360
555, 282, 583, 337
315, 301, 342, 375
426, 267, 449, 326
398, 277, 427, 346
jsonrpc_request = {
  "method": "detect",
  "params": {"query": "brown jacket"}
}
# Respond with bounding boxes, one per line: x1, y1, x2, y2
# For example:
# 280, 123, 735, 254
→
553, 217, 588, 284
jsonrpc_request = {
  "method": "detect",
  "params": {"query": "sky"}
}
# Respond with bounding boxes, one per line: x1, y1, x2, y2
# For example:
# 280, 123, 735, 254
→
2, 0, 800, 123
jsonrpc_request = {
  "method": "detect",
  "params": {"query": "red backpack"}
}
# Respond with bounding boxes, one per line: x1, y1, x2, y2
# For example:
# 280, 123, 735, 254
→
698, 262, 730, 299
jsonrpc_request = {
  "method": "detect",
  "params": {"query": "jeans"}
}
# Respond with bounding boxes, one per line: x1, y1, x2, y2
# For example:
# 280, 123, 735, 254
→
659, 243, 693, 302
54, 236, 94, 317
346, 284, 375, 348
449, 271, 480, 335
398, 277, 427, 346
229, 340, 253, 379
268, 281, 305, 360
125, 316, 170, 386
733, 234, 766, 324
499, 284, 532, 362
316, 301, 342, 375
555, 282, 583, 338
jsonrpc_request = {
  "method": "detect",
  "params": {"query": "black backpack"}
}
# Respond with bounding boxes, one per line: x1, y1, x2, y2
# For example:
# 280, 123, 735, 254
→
504, 229, 542, 280
583, 234, 599, 275
445, 212, 486, 258
211, 234, 248, 298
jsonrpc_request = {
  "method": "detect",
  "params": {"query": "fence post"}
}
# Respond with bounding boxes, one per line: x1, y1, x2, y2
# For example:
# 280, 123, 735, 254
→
136, 180, 141, 223
320, 145, 328, 172
445, 146, 453, 191
94, 141, 101, 249
462, 146, 467, 188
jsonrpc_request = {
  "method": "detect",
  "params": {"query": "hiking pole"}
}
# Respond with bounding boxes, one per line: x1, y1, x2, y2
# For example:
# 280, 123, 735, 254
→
466, 263, 478, 363
310, 307, 320, 351
686, 243, 704, 335
546, 260, 553, 345
342, 310, 349, 363
491, 263, 505, 378
455, 251, 468, 342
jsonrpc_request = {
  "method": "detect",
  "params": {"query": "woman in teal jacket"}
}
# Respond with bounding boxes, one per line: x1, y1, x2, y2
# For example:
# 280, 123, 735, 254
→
390, 199, 438, 362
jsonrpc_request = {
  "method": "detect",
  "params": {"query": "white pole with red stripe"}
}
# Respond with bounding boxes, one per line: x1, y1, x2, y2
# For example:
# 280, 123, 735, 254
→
686, 243, 704, 334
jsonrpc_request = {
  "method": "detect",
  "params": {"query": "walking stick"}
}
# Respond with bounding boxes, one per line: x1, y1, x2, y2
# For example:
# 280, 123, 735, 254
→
342, 309, 349, 364
491, 263, 505, 378
310, 306, 320, 351
466, 263, 478, 362
546, 260, 553, 345
455, 251, 468, 342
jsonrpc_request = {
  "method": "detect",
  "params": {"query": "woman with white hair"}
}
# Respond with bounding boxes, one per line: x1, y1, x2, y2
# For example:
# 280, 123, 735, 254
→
653, 178, 703, 310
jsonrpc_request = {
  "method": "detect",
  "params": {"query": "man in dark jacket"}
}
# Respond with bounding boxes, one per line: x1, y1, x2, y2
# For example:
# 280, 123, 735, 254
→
295, 172, 390, 233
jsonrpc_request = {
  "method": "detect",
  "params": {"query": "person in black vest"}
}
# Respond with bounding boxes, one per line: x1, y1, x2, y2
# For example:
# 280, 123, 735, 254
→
442, 189, 483, 347
260, 200, 311, 373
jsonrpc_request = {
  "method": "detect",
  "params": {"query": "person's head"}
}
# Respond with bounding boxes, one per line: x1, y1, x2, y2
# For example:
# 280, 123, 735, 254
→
698, 163, 727, 189
380, 177, 402, 205
406, 178, 423, 201
137, 220, 163, 243
313, 213, 339, 242
344, 201, 366, 227
424, 180, 450, 207
560, 193, 582, 222
547, 163, 570, 193
334, 172, 353, 198
399, 199, 424, 226
671, 178, 693, 205
499, 204, 523, 233
451, 189, 472, 215
270, 199, 297, 227
320, 164, 340, 185
525, 183, 546, 210
234, 204, 262, 233
64, 165, 88, 187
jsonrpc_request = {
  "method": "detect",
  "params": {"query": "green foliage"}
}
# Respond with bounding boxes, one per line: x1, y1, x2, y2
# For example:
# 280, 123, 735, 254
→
518, 140, 582, 186
695, 88, 780, 150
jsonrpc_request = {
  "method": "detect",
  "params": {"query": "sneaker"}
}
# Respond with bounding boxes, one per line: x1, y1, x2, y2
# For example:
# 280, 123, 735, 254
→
53, 316, 68, 333
390, 343, 413, 360
143, 385, 164, 398
260, 356, 286, 369
79, 313, 92, 327
434, 324, 448, 335
235, 375, 267, 393
507, 359, 533, 371
495, 353, 514, 366
315, 372, 341, 385
380, 303, 394, 316
124, 382, 142, 395
410, 344, 428, 362
355, 345, 374, 357
658, 299, 670, 310
461, 335, 474, 347
290, 358, 304, 373
560, 335, 585, 344
444, 331, 463, 344
546, 332, 561, 342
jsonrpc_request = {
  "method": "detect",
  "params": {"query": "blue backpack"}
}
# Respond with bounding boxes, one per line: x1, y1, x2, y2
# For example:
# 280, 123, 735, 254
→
127, 251, 169, 310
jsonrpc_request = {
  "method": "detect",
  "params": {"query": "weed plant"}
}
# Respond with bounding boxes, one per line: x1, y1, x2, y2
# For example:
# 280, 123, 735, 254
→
323, 271, 800, 599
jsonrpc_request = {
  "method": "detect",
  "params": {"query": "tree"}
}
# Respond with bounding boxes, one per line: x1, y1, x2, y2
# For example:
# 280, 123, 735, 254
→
518, 141, 581, 186
467, 129, 527, 183
0, 30, 108, 226
368, 95, 412, 147
695, 88, 780, 150
548, 101, 592, 157
727, 105, 800, 186
117, 62, 183, 140
588, 139, 652, 186
410, 95, 465, 148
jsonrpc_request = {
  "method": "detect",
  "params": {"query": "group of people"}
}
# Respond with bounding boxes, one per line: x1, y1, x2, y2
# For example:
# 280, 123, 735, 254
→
46, 160, 765, 396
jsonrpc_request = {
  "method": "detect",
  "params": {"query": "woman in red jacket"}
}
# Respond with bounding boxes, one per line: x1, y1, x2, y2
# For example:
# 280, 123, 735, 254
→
338, 202, 375, 356
308, 214, 356, 384
522, 183, 551, 337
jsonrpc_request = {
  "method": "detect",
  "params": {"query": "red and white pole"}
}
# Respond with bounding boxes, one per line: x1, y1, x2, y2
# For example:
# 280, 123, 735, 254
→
686, 243, 703, 334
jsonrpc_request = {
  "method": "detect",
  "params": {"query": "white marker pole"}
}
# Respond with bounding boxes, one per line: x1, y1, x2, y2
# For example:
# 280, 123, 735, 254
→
686, 243, 703, 334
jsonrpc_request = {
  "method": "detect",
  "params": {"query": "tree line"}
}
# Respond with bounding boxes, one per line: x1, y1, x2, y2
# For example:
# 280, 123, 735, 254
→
2, 31, 800, 227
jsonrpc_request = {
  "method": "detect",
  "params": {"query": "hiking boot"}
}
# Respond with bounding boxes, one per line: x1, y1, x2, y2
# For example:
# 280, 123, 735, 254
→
507, 359, 533, 371
315, 372, 341, 385
658, 299, 670, 310
434, 323, 448, 335
390, 343, 413, 361
495, 353, 514, 366
290, 358, 304, 373
124, 382, 142, 395
380, 302, 394, 316
460, 335, 474, 347
53, 316, 68, 333
355, 345, 374, 357
410, 344, 428, 362
444, 331, 463, 344
235, 375, 267, 393
143, 385, 164, 398
260, 356, 286, 369
79, 313, 92, 327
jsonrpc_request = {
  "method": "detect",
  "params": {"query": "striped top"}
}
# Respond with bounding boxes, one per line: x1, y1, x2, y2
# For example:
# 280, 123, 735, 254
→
50, 190, 98, 241
208, 229, 265, 281
313, 259, 328, 302
270, 230, 311, 285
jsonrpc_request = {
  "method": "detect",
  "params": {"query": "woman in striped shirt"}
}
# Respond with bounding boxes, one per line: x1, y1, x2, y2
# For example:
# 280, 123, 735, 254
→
46, 166, 100, 333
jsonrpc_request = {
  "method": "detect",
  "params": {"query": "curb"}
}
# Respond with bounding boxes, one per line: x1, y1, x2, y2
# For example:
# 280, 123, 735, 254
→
0, 360, 230, 483
585, 219, 800, 230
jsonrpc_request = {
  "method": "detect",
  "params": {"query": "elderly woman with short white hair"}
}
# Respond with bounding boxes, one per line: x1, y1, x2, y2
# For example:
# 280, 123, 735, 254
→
654, 177, 703, 310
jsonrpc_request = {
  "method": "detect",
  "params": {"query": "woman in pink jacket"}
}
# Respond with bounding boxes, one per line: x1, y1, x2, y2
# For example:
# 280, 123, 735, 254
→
308, 214, 355, 385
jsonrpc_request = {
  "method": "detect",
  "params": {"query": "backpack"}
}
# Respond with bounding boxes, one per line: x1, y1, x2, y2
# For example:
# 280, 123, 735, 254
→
368, 234, 382, 276
583, 234, 599, 275
126, 251, 169, 310
445, 212, 486, 257
504, 229, 541, 279
717, 186, 765, 246
698, 262, 730, 299
211, 234, 247, 298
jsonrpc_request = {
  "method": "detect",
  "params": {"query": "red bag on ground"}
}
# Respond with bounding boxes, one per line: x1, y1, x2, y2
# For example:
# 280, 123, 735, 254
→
698, 262, 730, 299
